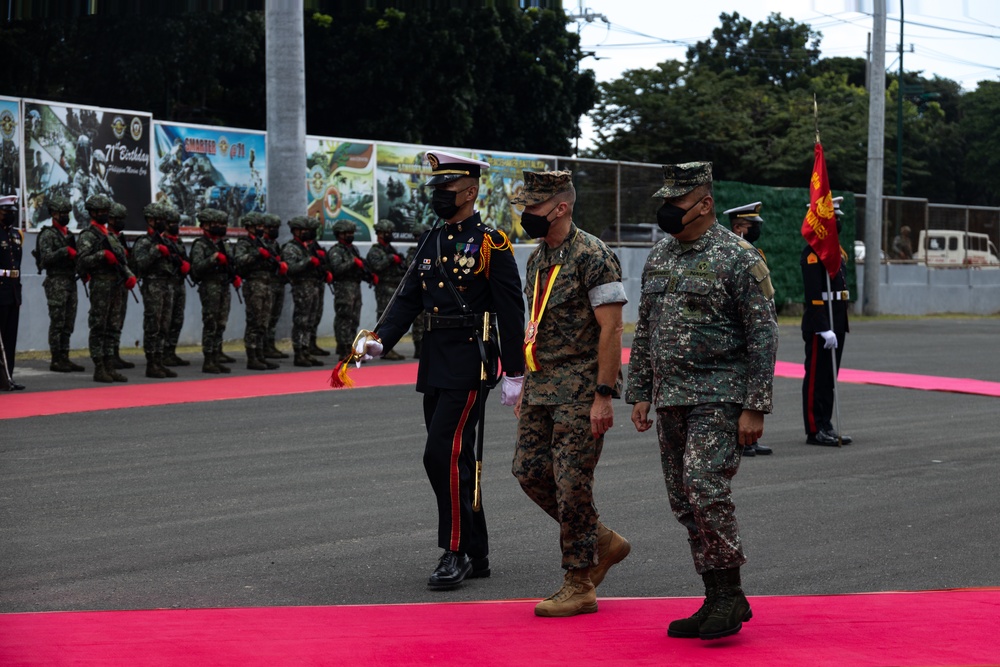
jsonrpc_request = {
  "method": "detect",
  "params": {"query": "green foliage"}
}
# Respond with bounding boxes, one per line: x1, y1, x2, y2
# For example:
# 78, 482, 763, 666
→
958, 81, 1000, 204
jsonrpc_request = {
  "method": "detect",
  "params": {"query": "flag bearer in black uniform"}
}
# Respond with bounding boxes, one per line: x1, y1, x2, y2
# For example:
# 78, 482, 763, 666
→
801, 196, 853, 446
363, 151, 525, 590
0, 194, 24, 391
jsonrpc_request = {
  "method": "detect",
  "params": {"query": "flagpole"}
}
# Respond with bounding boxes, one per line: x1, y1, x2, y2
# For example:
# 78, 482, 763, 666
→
814, 95, 843, 447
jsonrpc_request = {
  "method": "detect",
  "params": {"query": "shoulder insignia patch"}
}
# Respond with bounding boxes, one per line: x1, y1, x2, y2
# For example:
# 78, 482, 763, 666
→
807, 253, 819, 264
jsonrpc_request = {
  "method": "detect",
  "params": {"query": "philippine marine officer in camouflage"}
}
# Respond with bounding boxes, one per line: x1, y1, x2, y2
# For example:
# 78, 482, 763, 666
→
326, 219, 369, 357
509, 170, 631, 618
75, 194, 137, 383
132, 202, 179, 378
161, 205, 191, 367
281, 215, 328, 367
190, 207, 238, 374
366, 219, 407, 360
36, 195, 85, 372
234, 212, 287, 370
626, 162, 778, 641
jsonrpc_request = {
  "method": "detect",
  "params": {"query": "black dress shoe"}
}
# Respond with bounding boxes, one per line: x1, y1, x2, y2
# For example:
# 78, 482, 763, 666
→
741, 444, 756, 457
806, 431, 839, 446
751, 442, 772, 455
428, 551, 471, 590
468, 556, 491, 579
823, 430, 853, 445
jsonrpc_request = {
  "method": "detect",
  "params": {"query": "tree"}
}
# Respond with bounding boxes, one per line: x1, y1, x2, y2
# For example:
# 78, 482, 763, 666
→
958, 81, 1000, 204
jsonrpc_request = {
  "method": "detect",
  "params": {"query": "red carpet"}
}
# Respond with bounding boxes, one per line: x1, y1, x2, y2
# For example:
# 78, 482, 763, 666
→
1, 589, 998, 666
3, 352, 999, 421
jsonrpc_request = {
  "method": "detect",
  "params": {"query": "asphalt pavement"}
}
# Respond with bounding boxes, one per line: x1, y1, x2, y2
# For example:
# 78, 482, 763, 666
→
2, 317, 999, 613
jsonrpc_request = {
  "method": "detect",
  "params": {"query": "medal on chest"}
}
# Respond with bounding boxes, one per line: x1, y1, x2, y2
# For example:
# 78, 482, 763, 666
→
454, 239, 478, 275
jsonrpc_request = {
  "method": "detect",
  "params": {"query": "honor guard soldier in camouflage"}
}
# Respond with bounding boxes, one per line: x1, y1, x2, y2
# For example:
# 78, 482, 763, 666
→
76, 193, 137, 383
281, 216, 328, 367
191, 207, 239, 374
801, 196, 853, 447
36, 194, 85, 372
234, 212, 287, 370
107, 202, 135, 369
722, 201, 772, 457
509, 170, 631, 617
261, 213, 288, 359
405, 222, 429, 359
360, 150, 525, 591
0, 194, 24, 390
160, 205, 191, 367
305, 216, 332, 358
626, 162, 778, 640
132, 202, 182, 378
366, 219, 407, 360
327, 219, 371, 358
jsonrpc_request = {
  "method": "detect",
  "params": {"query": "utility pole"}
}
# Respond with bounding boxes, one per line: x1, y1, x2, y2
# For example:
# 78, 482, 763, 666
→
864, 0, 886, 316
895, 0, 905, 198
265, 0, 307, 234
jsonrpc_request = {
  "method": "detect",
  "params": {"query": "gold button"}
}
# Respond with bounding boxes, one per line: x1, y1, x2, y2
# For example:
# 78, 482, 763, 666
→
453, 268, 458, 274
448, 235, 454, 240
433, 306, 439, 313
442, 256, 448, 262
438, 281, 444, 288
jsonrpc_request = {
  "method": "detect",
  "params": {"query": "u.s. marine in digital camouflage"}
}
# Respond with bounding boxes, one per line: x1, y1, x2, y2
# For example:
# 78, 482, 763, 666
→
626, 161, 777, 641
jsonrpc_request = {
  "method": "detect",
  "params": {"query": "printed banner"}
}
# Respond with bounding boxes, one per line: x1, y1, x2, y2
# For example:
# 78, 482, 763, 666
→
153, 121, 266, 228
22, 100, 152, 231
376, 143, 555, 242
0, 97, 20, 203
306, 137, 376, 241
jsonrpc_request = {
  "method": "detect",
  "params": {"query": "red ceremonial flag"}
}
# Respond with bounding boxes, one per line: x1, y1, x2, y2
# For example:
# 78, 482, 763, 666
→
801, 142, 841, 278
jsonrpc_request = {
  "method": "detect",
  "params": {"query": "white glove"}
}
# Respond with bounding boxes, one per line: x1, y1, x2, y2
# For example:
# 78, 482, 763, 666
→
500, 375, 523, 406
354, 331, 383, 363
819, 330, 838, 350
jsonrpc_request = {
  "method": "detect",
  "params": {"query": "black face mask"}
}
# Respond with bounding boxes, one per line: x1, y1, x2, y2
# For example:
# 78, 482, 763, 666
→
266, 228, 279, 240
111, 219, 126, 232
208, 225, 227, 237
742, 224, 761, 245
301, 229, 317, 241
167, 223, 180, 235
656, 200, 699, 235
0, 208, 16, 227
152, 221, 167, 233
94, 212, 110, 226
520, 205, 559, 239
431, 189, 461, 220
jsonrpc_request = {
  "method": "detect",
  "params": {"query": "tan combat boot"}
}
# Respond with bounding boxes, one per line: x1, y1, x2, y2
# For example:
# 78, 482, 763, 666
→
534, 568, 598, 618
591, 523, 631, 587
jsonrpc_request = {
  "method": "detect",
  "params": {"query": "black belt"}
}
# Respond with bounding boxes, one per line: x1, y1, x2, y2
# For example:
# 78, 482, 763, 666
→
425, 313, 480, 331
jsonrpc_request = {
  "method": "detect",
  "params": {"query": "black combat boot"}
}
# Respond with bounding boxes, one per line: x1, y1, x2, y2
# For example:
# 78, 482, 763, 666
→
307, 352, 324, 367
113, 347, 135, 369
104, 356, 128, 382
163, 349, 191, 366
698, 567, 752, 640
246, 348, 269, 371
50, 352, 75, 373
93, 358, 114, 383
335, 344, 348, 359
65, 353, 86, 372
264, 340, 289, 359
145, 353, 168, 379
158, 355, 178, 378
217, 350, 236, 364
667, 570, 718, 638
259, 346, 279, 370
215, 353, 232, 373
309, 336, 330, 356
202, 353, 222, 374
293, 347, 312, 367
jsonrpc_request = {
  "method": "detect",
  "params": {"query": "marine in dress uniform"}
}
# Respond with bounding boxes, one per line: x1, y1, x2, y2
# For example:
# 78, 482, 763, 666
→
801, 196, 853, 446
0, 194, 24, 390
366, 151, 525, 590
722, 201, 772, 457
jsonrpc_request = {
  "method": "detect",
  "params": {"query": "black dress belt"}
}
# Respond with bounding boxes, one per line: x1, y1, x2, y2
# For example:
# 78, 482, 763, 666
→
425, 313, 480, 331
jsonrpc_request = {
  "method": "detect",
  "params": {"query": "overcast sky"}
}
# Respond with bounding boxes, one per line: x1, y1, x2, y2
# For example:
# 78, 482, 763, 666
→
571, 0, 1000, 150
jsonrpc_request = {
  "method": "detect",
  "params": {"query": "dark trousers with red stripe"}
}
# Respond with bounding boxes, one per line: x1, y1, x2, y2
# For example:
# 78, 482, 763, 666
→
422, 387, 490, 559
802, 330, 846, 435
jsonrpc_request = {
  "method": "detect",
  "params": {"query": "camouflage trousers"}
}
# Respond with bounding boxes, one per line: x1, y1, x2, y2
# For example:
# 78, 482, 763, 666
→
243, 277, 275, 350
268, 281, 286, 348
313, 282, 325, 333
655, 402, 746, 575
112, 282, 128, 350
198, 279, 231, 356
374, 282, 397, 320
87, 276, 125, 359
333, 281, 362, 351
140, 278, 174, 356
43, 274, 77, 355
290, 280, 320, 349
165, 278, 186, 352
513, 401, 604, 570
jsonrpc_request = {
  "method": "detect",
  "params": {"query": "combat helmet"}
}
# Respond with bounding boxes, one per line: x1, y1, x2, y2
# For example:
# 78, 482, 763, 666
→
332, 220, 356, 235
109, 202, 127, 220
196, 207, 228, 225
142, 202, 162, 219
47, 194, 72, 214
85, 193, 113, 212
240, 211, 262, 228
374, 219, 395, 234
288, 215, 312, 230
262, 213, 282, 228
161, 205, 181, 224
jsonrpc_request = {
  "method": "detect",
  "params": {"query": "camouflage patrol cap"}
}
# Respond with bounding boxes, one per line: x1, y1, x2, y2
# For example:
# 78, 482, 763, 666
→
85, 193, 113, 212
47, 194, 72, 213
196, 207, 228, 225
240, 211, 262, 228
652, 162, 713, 199
109, 202, 127, 219
288, 215, 312, 230
374, 219, 395, 234
262, 213, 282, 228
332, 220, 356, 234
510, 170, 574, 207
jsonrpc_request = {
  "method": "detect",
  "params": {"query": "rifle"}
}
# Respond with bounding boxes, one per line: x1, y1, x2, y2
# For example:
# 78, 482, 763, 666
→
250, 233, 288, 278
101, 231, 138, 303
353, 249, 378, 288
215, 237, 243, 304
306, 240, 335, 296
152, 230, 194, 287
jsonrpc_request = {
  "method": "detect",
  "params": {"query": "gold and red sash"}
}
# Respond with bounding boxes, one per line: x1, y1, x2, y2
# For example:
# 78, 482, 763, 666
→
524, 264, 561, 372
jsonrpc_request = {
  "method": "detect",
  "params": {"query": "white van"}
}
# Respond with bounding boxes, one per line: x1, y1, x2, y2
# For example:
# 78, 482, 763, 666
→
917, 230, 1000, 268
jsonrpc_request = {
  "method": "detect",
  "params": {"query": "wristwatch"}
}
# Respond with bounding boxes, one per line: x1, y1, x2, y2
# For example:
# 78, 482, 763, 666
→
595, 384, 613, 397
